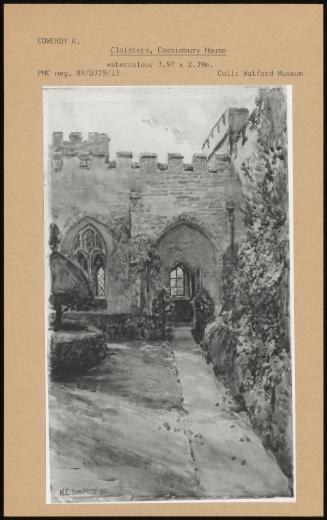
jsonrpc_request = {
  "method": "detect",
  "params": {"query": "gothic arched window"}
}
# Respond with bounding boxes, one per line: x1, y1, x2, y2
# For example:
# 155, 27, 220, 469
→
72, 225, 106, 298
97, 266, 105, 296
170, 265, 189, 297
93, 252, 105, 296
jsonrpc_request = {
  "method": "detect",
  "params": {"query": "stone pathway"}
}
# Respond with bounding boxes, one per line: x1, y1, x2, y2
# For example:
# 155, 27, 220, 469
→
171, 327, 291, 498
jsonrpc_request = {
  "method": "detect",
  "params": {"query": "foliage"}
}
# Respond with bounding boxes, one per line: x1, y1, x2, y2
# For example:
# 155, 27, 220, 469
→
107, 213, 131, 242
152, 288, 175, 342
103, 314, 154, 341
225, 88, 290, 359
106, 214, 162, 308
104, 215, 131, 287
107, 214, 161, 284
203, 88, 293, 478
50, 331, 107, 377
49, 223, 61, 252
99, 308, 173, 343
220, 243, 240, 322
201, 317, 238, 375
129, 236, 161, 284
49, 239, 95, 330
192, 288, 215, 343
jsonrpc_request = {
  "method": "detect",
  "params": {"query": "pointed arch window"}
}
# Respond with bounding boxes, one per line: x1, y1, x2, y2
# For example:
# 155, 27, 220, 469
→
170, 264, 189, 297
97, 266, 105, 296
93, 252, 105, 296
72, 225, 106, 297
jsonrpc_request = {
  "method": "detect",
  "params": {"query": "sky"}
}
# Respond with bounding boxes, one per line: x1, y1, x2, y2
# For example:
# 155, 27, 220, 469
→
44, 86, 261, 162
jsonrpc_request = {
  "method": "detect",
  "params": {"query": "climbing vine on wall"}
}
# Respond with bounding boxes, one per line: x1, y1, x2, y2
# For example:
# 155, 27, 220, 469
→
105, 214, 162, 306
192, 288, 215, 344
233, 88, 290, 354
105, 215, 131, 287
129, 235, 162, 312
129, 236, 161, 284
203, 88, 293, 478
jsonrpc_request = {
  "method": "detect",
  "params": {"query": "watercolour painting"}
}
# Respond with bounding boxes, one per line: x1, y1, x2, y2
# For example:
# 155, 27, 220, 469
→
44, 85, 295, 503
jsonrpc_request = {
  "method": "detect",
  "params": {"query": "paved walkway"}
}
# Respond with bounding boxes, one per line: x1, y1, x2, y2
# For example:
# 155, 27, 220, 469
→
171, 327, 290, 498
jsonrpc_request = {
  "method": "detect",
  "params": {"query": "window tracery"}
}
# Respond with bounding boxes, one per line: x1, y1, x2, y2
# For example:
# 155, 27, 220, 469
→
73, 225, 106, 297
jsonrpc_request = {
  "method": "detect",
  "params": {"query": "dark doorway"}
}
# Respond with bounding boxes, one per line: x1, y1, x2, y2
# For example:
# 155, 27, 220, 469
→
173, 298, 194, 323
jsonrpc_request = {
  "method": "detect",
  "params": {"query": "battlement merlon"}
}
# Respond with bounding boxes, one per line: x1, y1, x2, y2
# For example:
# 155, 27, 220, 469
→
50, 131, 110, 157
202, 107, 250, 159
116, 151, 230, 173
50, 147, 230, 173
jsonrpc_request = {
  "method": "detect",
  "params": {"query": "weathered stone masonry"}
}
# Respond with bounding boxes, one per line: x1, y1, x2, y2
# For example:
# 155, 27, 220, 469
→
48, 109, 248, 315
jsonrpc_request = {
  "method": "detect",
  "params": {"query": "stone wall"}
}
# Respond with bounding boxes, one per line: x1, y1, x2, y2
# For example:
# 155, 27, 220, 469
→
202, 108, 250, 163
48, 145, 244, 248
51, 131, 110, 158
48, 133, 246, 314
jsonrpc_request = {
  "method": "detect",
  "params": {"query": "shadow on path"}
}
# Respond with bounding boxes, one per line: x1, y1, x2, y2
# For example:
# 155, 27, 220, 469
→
171, 326, 291, 498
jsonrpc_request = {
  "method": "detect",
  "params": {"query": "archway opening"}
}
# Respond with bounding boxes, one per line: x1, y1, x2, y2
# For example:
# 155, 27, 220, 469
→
169, 263, 194, 323
156, 221, 220, 324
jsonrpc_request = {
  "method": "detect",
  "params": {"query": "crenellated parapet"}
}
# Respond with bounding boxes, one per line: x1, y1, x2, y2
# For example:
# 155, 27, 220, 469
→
49, 144, 230, 174
124, 151, 231, 173
202, 108, 250, 164
50, 131, 110, 169
49, 105, 250, 174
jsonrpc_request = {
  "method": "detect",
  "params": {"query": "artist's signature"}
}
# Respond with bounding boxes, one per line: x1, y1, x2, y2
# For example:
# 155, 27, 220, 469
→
59, 487, 98, 497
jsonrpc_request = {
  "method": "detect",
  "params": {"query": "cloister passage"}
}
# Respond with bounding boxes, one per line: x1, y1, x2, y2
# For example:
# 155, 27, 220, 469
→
156, 221, 221, 323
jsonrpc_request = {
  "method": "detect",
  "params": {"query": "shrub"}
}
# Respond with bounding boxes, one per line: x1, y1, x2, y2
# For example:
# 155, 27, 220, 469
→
103, 314, 152, 341
201, 88, 293, 481
187, 89, 293, 480
152, 288, 175, 342
201, 316, 238, 373
192, 288, 215, 343
49, 245, 94, 330
49, 330, 107, 377
102, 311, 171, 342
